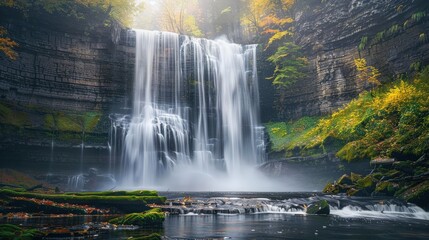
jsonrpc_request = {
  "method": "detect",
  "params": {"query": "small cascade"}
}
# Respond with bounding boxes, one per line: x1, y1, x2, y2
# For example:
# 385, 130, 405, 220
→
159, 196, 429, 220
110, 30, 266, 189
68, 174, 85, 191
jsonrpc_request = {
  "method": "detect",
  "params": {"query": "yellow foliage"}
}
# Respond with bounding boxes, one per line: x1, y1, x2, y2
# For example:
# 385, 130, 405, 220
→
354, 58, 381, 86
243, 0, 295, 46
0, 27, 18, 60
267, 31, 291, 47
382, 81, 416, 112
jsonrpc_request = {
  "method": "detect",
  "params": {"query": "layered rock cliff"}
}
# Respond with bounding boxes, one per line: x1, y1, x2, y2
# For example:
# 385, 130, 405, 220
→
0, 8, 134, 148
265, 0, 429, 120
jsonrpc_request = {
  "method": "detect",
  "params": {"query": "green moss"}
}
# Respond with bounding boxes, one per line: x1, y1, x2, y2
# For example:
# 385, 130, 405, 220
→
132, 233, 162, 240
305, 200, 330, 215
265, 116, 320, 154
269, 66, 429, 161
322, 183, 338, 194
0, 189, 166, 213
0, 103, 31, 127
397, 180, 429, 208
356, 175, 374, 189
374, 181, 398, 194
0, 224, 44, 240
65, 190, 159, 197
109, 208, 165, 226
350, 172, 362, 182
43, 111, 102, 133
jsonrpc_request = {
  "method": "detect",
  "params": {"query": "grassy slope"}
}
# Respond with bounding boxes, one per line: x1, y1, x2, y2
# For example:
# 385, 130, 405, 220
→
266, 67, 429, 161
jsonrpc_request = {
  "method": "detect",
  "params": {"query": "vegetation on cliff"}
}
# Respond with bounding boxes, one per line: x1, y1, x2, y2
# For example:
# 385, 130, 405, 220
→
0, 101, 104, 145
266, 66, 429, 161
0, 27, 18, 60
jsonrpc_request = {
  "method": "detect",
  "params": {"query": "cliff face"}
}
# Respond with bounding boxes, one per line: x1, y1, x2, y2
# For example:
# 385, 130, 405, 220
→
0, 8, 137, 171
0, 9, 134, 148
268, 0, 429, 120
0, 9, 134, 113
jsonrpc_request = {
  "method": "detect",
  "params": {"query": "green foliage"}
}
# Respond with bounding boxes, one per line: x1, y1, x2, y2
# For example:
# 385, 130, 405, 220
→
387, 24, 401, 36
419, 33, 427, 43
410, 61, 422, 72
358, 36, 368, 51
0, 189, 166, 213
0, 103, 30, 127
411, 11, 426, 23
0, 224, 44, 240
267, 42, 308, 87
371, 31, 385, 45
269, 66, 429, 161
109, 208, 165, 226
265, 116, 320, 153
403, 19, 410, 29
354, 58, 381, 87
44, 111, 101, 133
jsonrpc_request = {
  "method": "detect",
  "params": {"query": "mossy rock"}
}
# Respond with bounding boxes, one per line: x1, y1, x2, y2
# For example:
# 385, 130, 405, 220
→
133, 233, 162, 240
356, 175, 375, 190
0, 224, 44, 240
337, 174, 352, 185
0, 189, 166, 213
397, 180, 429, 209
109, 208, 165, 226
306, 200, 330, 215
322, 183, 339, 194
350, 172, 362, 183
393, 161, 414, 174
374, 181, 398, 195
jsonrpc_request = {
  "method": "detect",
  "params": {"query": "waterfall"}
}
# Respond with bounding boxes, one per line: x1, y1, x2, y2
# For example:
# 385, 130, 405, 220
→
111, 30, 266, 189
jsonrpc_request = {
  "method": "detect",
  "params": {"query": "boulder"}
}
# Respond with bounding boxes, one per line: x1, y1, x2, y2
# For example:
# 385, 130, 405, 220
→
306, 200, 330, 215
337, 174, 352, 185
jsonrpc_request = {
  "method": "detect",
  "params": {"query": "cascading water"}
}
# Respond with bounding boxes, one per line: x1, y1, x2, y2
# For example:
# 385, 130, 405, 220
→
111, 29, 268, 190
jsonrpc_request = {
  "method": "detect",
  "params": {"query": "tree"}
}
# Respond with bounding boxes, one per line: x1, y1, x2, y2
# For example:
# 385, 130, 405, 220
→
267, 42, 308, 87
0, 27, 18, 60
242, 0, 295, 46
354, 58, 381, 89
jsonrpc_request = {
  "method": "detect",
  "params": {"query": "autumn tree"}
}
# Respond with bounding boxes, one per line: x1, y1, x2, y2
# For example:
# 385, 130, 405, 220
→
242, 0, 294, 46
0, 27, 18, 60
354, 58, 381, 90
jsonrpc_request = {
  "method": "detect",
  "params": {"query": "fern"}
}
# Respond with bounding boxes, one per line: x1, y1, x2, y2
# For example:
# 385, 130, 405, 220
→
412, 11, 426, 23
358, 36, 368, 51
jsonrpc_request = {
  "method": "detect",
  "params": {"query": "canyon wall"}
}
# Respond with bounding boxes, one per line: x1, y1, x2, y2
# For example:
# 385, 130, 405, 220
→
0, 8, 134, 148
260, 0, 429, 120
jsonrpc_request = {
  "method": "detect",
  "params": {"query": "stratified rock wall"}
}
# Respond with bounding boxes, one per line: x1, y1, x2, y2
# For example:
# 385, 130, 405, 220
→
0, 9, 134, 113
266, 0, 429, 120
